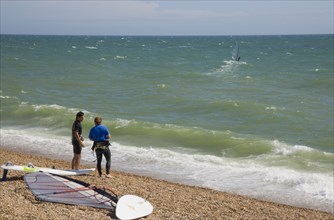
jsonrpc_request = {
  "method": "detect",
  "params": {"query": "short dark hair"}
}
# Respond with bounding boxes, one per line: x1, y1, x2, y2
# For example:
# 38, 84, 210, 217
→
76, 111, 84, 118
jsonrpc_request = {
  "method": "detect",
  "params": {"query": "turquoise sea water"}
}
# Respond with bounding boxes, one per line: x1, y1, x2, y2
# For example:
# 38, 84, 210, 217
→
1, 35, 333, 213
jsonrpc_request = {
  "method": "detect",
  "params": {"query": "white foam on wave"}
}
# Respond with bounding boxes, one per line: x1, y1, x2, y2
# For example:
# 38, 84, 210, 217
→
31, 104, 67, 111
0, 128, 74, 160
272, 140, 315, 155
264, 168, 334, 203
0, 128, 97, 163
265, 106, 278, 111
108, 142, 333, 212
85, 46, 98, 50
114, 55, 127, 59
114, 118, 133, 128
16, 102, 89, 116
0, 95, 18, 99
206, 60, 247, 76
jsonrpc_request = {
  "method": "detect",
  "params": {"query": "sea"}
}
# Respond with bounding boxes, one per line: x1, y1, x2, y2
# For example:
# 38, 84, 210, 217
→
1, 34, 333, 213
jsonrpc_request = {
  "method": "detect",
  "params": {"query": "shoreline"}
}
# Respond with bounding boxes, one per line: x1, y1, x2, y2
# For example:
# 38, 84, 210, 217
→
0, 148, 333, 219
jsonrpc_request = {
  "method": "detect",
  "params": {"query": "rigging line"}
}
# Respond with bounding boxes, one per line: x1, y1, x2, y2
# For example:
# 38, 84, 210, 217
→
89, 185, 119, 205
34, 185, 116, 198
99, 187, 119, 207
100, 185, 118, 198
28, 186, 73, 190
92, 193, 114, 205
35, 186, 93, 196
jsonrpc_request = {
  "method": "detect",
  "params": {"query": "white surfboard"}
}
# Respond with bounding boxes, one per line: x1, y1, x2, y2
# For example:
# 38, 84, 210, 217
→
116, 195, 153, 220
1, 163, 95, 176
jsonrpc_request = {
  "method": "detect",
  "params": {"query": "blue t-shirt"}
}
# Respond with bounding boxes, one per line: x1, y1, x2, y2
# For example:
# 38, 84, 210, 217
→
89, 125, 110, 142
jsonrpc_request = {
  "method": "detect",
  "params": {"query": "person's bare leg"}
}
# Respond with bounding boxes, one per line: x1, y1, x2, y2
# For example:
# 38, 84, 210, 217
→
72, 154, 81, 170
71, 156, 75, 169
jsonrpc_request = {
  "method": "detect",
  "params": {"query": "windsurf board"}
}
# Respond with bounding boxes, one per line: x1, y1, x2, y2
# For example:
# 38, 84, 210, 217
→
1, 163, 95, 177
116, 194, 153, 220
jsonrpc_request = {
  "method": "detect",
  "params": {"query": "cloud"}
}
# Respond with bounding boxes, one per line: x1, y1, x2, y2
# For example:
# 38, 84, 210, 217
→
1, 1, 160, 22
1, 1, 333, 35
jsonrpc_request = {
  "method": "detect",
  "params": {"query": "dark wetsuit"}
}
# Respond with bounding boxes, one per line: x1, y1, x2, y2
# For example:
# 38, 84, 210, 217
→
95, 142, 111, 176
72, 120, 82, 154
89, 125, 111, 176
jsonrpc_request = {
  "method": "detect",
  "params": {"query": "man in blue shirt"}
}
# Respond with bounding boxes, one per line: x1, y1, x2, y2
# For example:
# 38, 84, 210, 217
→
89, 117, 112, 178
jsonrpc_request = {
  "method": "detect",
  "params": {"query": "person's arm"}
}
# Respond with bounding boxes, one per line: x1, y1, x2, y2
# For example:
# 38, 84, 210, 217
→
74, 131, 84, 147
105, 126, 111, 141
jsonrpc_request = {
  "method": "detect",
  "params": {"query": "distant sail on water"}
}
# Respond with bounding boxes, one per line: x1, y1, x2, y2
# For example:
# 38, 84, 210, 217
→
232, 42, 241, 61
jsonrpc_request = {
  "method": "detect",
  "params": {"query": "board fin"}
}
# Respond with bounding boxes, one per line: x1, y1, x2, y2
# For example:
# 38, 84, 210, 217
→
1, 161, 13, 181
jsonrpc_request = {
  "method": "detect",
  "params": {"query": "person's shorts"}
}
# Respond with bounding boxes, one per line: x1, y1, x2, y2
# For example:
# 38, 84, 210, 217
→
72, 140, 82, 154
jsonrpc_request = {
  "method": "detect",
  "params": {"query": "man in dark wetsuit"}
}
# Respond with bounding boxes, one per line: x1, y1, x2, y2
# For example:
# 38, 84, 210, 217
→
89, 116, 112, 178
72, 111, 85, 170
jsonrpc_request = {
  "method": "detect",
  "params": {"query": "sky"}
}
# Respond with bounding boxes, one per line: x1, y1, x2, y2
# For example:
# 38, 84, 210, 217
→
0, 1, 333, 36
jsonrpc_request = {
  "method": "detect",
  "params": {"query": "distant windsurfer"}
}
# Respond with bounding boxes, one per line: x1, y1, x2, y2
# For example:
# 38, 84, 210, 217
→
89, 116, 112, 178
71, 111, 85, 170
232, 41, 241, 61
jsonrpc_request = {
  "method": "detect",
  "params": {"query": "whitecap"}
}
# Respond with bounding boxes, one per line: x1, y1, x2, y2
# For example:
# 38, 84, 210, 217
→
265, 106, 277, 111
114, 118, 133, 128
85, 46, 98, 50
271, 140, 314, 156
114, 55, 127, 60
0, 95, 16, 99
32, 104, 66, 111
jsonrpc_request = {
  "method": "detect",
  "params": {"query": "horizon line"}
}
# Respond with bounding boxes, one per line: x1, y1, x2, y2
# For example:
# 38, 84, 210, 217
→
1, 33, 333, 37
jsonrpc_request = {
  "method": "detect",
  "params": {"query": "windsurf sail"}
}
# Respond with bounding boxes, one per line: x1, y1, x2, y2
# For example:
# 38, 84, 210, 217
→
232, 41, 241, 61
24, 172, 118, 209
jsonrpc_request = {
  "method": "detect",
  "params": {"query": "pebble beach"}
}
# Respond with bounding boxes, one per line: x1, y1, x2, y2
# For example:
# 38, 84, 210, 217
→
0, 148, 333, 220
